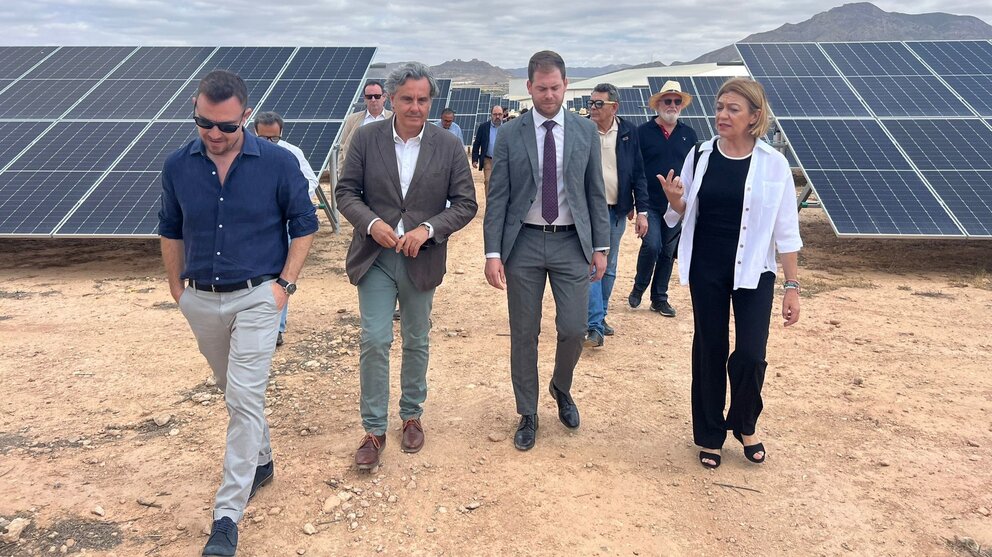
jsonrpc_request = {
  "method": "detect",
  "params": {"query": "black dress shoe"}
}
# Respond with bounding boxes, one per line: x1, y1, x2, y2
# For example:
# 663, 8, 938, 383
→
548, 382, 580, 429
202, 517, 238, 556
583, 329, 604, 348
650, 300, 676, 317
514, 414, 538, 451
276, 332, 284, 346
628, 289, 643, 308
603, 320, 614, 336
248, 460, 273, 500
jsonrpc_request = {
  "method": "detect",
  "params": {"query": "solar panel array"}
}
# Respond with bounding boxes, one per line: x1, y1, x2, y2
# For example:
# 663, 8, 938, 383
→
0, 45, 375, 237
448, 87, 481, 145
738, 40, 992, 238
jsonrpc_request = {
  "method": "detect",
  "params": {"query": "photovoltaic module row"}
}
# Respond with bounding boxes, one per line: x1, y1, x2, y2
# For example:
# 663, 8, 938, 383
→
0, 45, 376, 237
738, 40, 992, 238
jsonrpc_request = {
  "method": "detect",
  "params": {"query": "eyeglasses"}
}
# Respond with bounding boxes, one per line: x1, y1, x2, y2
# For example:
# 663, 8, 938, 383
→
661, 97, 683, 106
258, 135, 281, 143
588, 100, 618, 109
192, 100, 245, 133
365, 94, 383, 100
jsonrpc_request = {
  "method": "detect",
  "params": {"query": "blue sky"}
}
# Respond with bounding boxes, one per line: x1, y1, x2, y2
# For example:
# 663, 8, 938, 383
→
2, 1, 990, 67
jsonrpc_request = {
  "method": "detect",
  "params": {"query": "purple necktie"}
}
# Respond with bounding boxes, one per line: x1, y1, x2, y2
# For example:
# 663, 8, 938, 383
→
541, 119, 558, 224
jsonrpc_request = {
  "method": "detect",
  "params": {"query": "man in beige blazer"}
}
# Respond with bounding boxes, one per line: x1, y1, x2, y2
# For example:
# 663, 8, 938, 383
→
337, 80, 393, 177
336, 63, 477, 471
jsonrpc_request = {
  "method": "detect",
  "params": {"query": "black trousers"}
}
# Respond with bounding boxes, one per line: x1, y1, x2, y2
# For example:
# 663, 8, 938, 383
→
688, 232, 775, 449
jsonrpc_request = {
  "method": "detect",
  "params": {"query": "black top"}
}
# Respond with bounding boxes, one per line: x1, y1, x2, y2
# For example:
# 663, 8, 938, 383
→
696, 140, 751, 240
637, 119, 698, 211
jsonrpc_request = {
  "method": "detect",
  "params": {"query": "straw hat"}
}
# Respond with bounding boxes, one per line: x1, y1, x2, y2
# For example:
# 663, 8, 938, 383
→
648, 80, 693, 111
578, 107, 589, 116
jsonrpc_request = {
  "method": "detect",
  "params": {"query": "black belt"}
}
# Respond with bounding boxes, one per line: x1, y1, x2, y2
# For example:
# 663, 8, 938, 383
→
188, 274, 278, 293
523, 223, 577, 233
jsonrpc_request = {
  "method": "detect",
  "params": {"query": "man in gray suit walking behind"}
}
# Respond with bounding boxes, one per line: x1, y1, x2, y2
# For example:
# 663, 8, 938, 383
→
337, 62, 477, 470
483, 51, 610, 451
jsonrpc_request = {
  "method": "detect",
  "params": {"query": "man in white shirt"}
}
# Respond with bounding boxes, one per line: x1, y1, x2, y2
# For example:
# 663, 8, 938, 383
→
337, 80, 393, 177
435, 107, 463, 140
253, 111, 319, 347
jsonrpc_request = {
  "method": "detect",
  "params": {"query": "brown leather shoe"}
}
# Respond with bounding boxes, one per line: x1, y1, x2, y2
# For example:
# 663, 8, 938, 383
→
401, 418, 425, 453
355, 433, 385, 470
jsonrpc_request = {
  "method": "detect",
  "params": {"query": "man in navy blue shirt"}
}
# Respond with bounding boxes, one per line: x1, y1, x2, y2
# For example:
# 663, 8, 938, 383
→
631, 81, 697, 317
159, 69, 317, 557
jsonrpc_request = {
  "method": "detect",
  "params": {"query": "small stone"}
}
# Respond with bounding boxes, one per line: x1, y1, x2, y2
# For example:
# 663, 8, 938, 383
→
2, 518, 30, 543
978, 507, 990, 517
92, 505, 106, 517
337, 491, 353, 502
302, 523, 317, 535
65, 538, 76, 548
350, 521, 359, 530
176, 524, 187, 531
153, 414, 172, 427
269, 507, 282, 515
427, 526, 436, 533
878, 460, 890, 467
252, 514, 265, 523
465, 501, 482, 510
304, 360, 320, 368
323, 497, 341, 512
488, 432, 506, 443
169, 428, 179, 436
406, 480, 417, 490
297, 549, 306, 555
828, 319, 841, 326
205, 376, 217, 387
387, 495, 398, 503
966, 440, 980, 448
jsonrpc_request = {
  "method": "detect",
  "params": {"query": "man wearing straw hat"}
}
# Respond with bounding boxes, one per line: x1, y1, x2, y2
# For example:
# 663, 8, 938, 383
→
629, 80, 698, 317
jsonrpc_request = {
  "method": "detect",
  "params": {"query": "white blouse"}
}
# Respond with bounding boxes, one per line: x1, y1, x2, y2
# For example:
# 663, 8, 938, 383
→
665, 137, 803, 290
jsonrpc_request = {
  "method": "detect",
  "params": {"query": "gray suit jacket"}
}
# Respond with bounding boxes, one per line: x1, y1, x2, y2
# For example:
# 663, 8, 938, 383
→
336, 118, 478, 291
483, 109, 609, 263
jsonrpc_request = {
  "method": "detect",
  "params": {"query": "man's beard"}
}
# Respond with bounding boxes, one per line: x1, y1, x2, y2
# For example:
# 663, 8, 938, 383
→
659, 112, 678, 125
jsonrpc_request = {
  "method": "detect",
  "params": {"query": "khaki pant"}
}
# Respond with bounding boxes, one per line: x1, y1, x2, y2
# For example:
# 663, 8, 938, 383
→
483, 157, 493, 198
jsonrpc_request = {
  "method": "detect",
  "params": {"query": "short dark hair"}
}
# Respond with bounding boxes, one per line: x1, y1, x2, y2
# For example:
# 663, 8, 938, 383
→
441, 108, 455, 117
253, 111, 284, 132
592, 83, 619, 103
363, 80, 384, 94
197, 69, 248, 108
527, 50, 566, 82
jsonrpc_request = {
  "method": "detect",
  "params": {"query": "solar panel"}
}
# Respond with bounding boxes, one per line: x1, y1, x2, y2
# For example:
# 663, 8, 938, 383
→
821, 42, 931, 76
0, 122, 53, 168
8, 121, 146, 172
778, 119, 912, 170
678, 117, 713, 139
0, 171, 104, 235
454, 114, 476, 145
258, 79, 359, 119
689, 76, 728, 117
0, 79, 100, 118
922, 171, 992, 237
941, 76, 992, 116
846, 76, 973, 117
429, 78, 452, 120
881, 119, 992, 170
737, 43, 839, 76
65, 79, 188, 119
804, 169, 962, 236
758, 77, 870, 117
25, 46, 135, 79
0, 46, 58, 78
55, 172, 163, 236
617, 87, 649, 119
0, 46, 375, 237
906, 41, 992, 75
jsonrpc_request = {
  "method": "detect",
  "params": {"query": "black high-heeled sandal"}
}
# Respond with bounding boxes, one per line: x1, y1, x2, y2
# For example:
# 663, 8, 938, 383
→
698, 450, 721, 469
733, 432, 766, 464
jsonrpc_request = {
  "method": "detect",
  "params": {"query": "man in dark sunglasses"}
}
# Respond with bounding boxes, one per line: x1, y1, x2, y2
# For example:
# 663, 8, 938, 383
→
159, 69, 317, 557
631, 80, 697, 318
338, 80, 393, 177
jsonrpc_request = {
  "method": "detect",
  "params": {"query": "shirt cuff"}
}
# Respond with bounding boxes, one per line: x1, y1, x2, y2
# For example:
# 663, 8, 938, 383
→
367, 217, 382, 235
594, 247, 610, 253
485, 252, 500, 259
637, 211, 648, 215
420, 222, 434, 239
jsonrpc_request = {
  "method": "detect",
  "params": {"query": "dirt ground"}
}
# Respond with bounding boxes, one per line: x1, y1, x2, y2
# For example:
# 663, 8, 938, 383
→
1, 167, 991, 557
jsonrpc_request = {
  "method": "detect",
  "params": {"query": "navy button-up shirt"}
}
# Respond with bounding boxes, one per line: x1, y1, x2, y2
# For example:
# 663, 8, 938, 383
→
638, 119, 698, 211
158, 130, 318, 284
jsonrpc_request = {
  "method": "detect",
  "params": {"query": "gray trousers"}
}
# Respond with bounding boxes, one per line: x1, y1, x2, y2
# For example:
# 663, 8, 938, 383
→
504, 227, 589, 415
178, 280, 280, 523
357, 248, 435, 435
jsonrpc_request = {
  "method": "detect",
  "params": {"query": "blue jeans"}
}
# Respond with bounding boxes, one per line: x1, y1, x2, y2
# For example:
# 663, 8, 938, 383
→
633, 207, 680, 304
587, 206, 627, 334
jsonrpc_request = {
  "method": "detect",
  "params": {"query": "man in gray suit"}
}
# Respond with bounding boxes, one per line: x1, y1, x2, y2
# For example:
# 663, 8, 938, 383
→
483, 51, 610, 451
337, 63, 477, 470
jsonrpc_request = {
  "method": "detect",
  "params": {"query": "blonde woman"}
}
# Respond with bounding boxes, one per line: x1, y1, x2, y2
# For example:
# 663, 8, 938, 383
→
659, 78, 802, 469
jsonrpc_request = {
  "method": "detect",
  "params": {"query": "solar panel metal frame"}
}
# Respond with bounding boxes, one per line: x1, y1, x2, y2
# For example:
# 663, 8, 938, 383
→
0, 45, 376, 238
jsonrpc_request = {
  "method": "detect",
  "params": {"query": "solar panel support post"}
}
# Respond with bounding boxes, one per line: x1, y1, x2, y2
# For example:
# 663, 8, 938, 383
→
319, 144, 341, 233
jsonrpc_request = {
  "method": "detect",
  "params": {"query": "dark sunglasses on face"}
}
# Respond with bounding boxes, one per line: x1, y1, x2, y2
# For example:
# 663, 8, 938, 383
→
365, 94, 383, 100
588, 99, 618, 109
662, 98, 683, 106
193, 114, 244, 133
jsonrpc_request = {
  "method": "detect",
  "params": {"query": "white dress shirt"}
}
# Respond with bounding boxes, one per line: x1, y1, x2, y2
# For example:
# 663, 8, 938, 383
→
666, 137, 803, 289
363, 110, 387, 127
276, 139, 319, 200
366, 119, 435, 239
525, 107, 573, 226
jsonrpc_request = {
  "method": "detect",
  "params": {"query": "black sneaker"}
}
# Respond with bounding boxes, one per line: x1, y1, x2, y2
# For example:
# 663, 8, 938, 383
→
628, 289, 643, 308
603, 320, 615, 336
202, 517, 238, 556
248, 460, 274, 500
276, 332, 284, 346
650, 300, 676, 317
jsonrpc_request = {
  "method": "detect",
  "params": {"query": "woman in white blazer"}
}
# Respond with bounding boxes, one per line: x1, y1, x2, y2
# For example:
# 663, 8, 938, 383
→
659, 78, 802, 469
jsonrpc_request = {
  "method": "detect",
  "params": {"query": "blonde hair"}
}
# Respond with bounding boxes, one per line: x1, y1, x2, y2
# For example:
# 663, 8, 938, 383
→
716, 77, 771, 138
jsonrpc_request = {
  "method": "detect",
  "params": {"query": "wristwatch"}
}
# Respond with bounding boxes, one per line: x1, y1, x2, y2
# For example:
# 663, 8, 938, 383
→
276, 277, 297, 295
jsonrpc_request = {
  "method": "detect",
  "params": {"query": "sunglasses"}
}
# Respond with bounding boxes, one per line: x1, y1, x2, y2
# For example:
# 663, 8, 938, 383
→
365, 94, 383, 100
661, 98, 683, 106
588, 100, 618, 109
